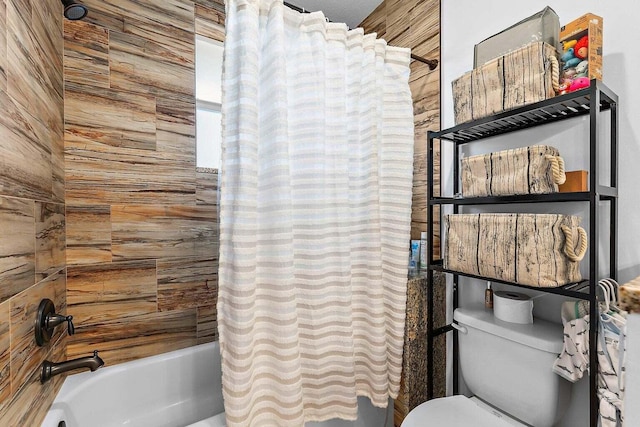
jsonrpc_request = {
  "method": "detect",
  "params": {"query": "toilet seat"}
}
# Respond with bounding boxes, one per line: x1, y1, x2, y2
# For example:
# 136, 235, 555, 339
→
400, 395, 523, 427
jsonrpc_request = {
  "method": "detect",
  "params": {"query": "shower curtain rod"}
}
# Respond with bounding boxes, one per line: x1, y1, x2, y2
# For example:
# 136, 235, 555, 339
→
283, 1, 439, 71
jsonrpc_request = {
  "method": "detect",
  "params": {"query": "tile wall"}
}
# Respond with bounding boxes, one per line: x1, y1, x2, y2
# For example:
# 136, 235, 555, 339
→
63, 0, 225, 365
0, 0, 68, 424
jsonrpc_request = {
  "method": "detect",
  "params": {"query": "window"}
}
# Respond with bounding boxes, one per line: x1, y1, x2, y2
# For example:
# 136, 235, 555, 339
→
195, 35, 223, 170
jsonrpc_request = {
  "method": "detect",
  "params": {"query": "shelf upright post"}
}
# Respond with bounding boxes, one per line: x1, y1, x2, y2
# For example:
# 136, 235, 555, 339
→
588, 83, 600, 427
426, 131, 435, 399
610, 94, 619, 280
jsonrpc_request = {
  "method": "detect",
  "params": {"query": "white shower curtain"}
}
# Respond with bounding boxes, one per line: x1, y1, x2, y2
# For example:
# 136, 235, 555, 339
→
218, 1, 415, 425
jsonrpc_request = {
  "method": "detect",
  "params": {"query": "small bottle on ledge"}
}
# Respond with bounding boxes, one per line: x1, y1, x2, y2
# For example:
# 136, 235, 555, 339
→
485, 282, 494, 309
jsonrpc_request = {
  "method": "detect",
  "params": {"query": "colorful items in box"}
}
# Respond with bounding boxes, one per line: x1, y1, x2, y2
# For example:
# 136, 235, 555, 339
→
559, 35, 590, 94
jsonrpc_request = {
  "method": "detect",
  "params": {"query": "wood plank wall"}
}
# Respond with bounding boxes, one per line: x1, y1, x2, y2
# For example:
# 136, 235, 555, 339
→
63, 0, 225, 366
0, 0, 68, 425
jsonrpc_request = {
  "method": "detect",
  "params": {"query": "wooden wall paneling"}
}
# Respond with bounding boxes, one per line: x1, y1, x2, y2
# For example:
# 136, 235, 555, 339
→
9, 271, 66, 396
66, 205, 112, 265
0, 93, 53, 201
0, 0, 6, 90
63, 20, 110, 88
109, 29, 194, 101
0, 301, 9, 408
385, 0, 416, 46
0, 0, 66, 423
35, 202, 66, 282
65, 82, 157, 151
2, 333, 65, 426
111, 204, 217, 260
82, 0, 195, 45
157, 256, 217, 311
197, 304, 218, 344
64, 132, 197, 205
0, 197, 35, 303
66, 260, 157, 325
155, 96, 196, 162
196, 170, 218, 206
67, 309, 198, 366
195, 2, 225, 41
6, 0, 62, 136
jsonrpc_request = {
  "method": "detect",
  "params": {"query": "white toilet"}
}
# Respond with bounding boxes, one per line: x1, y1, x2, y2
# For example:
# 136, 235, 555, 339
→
402, 307, 571, 427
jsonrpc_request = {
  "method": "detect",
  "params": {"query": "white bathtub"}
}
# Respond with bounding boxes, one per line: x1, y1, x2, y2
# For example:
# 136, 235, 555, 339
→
41, 342, 393, 427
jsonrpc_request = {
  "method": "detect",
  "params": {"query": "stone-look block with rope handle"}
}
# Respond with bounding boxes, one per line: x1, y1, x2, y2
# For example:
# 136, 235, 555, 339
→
462, 145, 566, 197
444, 213, 586, 287
452, 42, 559, 124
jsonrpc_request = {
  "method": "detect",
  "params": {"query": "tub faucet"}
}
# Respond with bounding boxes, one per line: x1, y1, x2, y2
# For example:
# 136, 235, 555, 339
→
40, 350, 104, 384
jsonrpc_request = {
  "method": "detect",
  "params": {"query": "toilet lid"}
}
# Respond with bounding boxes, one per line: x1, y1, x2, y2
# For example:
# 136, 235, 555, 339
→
400, 395, 516, 427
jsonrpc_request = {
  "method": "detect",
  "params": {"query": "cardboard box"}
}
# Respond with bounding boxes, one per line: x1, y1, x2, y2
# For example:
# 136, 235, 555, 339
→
560, 13, 603, 83
474, 6, 561, 68
558, 170, 588, 193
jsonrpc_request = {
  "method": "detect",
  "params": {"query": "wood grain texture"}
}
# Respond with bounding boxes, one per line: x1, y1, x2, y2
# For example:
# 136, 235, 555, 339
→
67, 309, 197, 366
64, 20, 110, 88
60, 0, 221, 371
195, 2, 225, 41
197, 304, 218, 344
454, 42, 557, 124
155, 96, 196, 163
109, 29, 194, 101
9, 270, 66, 396
67, 260, 157, 325
0, 0, 65, 422
65, 131, 197, 205
445, 214, 584, 287
1, 333, 65, 427
0, 0, 6, 90
0, 197, 35, 304
157, 256, 217, 311
35, 202, 65, 281
196, 170, 218, 205
65, 82, 157, 151
6, 0, 62, 132
0, 92, 53, 201
66, 205, 112, 265
462, 145, 561, 197
82, 0, 195, 48
0, 301, 9, 408
111, 204, 217, 260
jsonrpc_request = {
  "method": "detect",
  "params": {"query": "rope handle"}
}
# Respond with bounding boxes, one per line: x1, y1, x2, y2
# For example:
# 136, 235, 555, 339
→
562, 225, 588, 262
548, 55, 560, 92
545, 155, 566, 185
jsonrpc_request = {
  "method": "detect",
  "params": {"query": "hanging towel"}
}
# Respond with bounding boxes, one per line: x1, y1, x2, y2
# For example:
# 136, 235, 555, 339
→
553, 314, 626, 426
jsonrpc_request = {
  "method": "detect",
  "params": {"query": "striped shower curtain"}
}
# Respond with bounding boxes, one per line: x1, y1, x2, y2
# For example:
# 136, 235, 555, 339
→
218, 1, 415, 425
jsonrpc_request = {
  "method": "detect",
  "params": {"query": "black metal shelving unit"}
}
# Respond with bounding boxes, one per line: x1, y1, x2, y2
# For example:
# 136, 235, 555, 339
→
426, 80, 618, 427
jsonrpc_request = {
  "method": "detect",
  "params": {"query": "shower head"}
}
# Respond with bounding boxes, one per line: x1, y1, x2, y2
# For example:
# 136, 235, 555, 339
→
61, 0, 88, 20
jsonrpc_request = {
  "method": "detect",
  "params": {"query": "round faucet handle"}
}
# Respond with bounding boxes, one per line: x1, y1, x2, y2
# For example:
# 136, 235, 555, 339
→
66, 315, 75, 336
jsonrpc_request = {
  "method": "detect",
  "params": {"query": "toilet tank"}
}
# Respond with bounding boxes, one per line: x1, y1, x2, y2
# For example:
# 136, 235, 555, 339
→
454, 307, 571, 427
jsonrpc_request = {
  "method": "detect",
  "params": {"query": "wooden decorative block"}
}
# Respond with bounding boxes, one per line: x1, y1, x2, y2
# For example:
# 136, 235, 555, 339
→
558, 170, 588, 193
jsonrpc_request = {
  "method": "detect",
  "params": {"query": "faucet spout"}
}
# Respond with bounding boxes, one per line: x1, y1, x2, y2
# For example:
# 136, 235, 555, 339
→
40, 350, 104, 384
